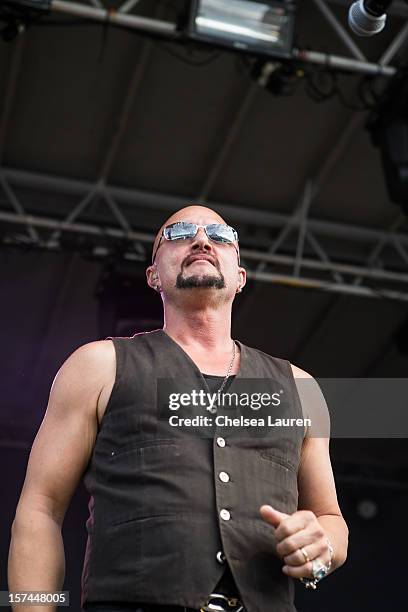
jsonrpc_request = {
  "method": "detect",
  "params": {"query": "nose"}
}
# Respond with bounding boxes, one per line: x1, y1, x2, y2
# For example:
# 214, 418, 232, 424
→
191, 226, 213, 252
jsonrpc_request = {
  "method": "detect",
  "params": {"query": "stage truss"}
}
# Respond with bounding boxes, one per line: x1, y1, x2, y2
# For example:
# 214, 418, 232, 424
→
1, 0, 408, 300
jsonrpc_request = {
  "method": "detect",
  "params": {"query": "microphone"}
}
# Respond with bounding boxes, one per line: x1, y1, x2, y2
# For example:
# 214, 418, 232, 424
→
348, 0, 394, 36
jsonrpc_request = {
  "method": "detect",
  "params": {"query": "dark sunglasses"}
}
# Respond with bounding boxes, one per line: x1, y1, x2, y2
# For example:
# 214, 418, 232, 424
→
152, 222, 240, 264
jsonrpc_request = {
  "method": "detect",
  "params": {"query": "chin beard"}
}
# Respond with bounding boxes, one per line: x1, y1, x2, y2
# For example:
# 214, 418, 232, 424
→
176, 272, 225, 290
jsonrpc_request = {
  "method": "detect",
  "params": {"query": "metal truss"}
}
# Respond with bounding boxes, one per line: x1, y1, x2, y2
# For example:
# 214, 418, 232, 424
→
1, 165, 408, 301
48, 0, 408, 76
2, 1, 408, 301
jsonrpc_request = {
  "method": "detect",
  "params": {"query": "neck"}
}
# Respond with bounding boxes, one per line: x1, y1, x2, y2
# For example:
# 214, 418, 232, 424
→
162, 299, 233, 353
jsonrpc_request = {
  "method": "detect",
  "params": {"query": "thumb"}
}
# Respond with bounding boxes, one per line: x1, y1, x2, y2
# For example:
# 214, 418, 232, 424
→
260, 504, 290, 527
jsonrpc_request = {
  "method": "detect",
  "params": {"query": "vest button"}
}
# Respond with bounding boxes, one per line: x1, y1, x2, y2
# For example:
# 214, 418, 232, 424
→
219, 471, 230, 483
220, 509, 231, 521
216, 437, 226, 447
216, 551, 226, 564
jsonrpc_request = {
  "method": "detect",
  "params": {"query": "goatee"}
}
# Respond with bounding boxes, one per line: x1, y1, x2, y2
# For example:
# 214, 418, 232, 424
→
176, 272, 225, 289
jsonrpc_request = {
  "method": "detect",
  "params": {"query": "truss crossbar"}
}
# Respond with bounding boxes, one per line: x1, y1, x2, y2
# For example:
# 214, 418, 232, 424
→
1, 164, 408, 301
2, 208, 408, 300
49, 0, 397, 77
2, 166, 408, 248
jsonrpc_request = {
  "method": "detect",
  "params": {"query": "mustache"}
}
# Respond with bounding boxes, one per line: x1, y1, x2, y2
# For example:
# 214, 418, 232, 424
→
182, 252, 219, 270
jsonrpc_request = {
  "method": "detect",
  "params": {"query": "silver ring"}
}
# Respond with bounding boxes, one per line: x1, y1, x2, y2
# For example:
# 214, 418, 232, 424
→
311, 558, 328, 581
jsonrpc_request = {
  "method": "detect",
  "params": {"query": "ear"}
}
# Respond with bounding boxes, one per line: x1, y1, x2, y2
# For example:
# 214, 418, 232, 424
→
236, 266, 247, 293
146, 265, 160, 291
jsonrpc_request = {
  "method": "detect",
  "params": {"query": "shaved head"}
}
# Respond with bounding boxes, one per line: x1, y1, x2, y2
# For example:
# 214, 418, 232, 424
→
151, 205, 226, 263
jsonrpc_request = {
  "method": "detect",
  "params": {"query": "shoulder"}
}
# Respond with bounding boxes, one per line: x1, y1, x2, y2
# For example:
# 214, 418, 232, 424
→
53, 340, 116, 396
288, 363, 330, 440
290, 363, 314, 380
52, 340, 117, 426
289, 363, 324, 399
63, 339, 115, 372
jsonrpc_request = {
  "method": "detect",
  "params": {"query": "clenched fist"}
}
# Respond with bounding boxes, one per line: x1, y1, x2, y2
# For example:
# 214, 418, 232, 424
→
260, 504, 333, 579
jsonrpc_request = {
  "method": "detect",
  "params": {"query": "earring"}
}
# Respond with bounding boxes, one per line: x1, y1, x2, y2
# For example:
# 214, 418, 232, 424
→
237, 286, 242, 293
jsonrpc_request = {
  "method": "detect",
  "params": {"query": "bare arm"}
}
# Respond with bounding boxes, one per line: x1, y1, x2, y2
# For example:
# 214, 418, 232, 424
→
294, 363, 348, 570
261, 365, 348, 580
8, 340, 115, 612
297, 436, 349, 571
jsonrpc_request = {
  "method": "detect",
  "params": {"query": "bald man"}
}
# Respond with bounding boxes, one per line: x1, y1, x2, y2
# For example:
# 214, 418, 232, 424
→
8, 206, 348, 612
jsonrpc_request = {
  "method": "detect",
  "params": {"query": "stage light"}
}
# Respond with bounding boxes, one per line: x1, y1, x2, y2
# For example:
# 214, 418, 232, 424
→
187, 0, 296, 59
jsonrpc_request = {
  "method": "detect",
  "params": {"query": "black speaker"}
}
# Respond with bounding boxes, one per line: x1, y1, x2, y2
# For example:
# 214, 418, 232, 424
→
376, 119, 408, 211
368, 71, 408, 213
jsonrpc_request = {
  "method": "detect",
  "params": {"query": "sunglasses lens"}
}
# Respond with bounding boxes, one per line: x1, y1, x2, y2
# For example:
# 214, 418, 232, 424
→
164, 222, 196, 240
206, 224, 237, 244
163, 222, 238, 245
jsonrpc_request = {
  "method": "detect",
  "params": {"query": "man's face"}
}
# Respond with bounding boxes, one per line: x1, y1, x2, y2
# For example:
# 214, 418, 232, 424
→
146, 207, 245, 300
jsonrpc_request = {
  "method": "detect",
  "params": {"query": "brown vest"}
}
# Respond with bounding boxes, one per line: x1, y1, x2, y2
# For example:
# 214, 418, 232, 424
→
81, 329, 304, 612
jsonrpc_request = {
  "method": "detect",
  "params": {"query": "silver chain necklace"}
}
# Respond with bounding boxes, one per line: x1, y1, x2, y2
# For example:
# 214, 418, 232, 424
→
216, 339, 237, 396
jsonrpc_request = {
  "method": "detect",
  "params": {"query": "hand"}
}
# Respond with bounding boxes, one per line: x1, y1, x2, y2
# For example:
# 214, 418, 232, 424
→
260, 504, 332, 579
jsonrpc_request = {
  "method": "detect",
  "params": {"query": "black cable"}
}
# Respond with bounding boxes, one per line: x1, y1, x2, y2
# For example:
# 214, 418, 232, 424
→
303, 65, 378, 111
358, 75, 383, 108
97, 4, 112, 63
304, 66, 336, 103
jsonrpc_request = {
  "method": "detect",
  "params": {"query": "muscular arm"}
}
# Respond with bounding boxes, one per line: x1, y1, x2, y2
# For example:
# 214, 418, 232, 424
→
8, 340, 114, 612
298, 436, 349, 571
261, 365, 348, 579
293, 364, 349, 570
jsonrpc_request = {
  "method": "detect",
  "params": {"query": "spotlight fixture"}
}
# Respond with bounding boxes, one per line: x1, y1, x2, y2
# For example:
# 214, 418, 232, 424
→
187, 0, 296, 59
0, 0, 50, 42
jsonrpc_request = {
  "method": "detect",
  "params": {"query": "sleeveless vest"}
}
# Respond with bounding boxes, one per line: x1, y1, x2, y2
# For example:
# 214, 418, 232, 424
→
81, 329, 305, 612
